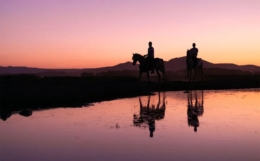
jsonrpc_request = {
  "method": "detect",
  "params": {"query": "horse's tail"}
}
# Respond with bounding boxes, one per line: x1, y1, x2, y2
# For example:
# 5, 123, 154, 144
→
161, 59, 165, 73
156, 58, 165, 73
198, 58, 203, 75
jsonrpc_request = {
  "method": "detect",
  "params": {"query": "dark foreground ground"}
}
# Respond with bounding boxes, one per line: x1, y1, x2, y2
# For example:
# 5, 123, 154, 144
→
0, 74, 259, 121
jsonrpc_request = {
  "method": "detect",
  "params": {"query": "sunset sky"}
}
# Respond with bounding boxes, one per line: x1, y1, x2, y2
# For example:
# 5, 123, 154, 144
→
1, 0, 259, 68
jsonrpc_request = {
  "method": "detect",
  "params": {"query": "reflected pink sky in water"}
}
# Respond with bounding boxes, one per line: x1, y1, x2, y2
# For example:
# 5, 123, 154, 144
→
1, 89, 259, 161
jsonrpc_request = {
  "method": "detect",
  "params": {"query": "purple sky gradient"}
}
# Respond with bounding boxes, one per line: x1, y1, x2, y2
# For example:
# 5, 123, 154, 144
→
1, 0, 259, 68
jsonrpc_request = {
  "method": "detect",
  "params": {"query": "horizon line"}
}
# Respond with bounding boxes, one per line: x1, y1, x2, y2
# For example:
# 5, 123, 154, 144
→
1, 56, 260, 69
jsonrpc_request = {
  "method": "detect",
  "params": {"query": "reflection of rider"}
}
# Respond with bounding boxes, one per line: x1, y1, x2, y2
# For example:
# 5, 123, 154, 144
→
189, 43, 198, 66
187, 90, 204, 132
187, 104, 199, 132
146, 96, 156, 137
148, 118, 155, 137
144, 41, 155, 74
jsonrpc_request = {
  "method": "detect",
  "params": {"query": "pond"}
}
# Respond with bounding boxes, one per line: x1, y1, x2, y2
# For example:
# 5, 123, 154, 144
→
1, 89, 260, 161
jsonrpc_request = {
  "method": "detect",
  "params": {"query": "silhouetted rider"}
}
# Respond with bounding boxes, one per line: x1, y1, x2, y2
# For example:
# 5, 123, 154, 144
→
144, 41, 155, 74
189, 43, 198, 67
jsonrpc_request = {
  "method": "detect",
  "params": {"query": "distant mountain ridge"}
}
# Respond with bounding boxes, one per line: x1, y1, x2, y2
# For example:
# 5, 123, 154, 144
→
1, 56, 259, 76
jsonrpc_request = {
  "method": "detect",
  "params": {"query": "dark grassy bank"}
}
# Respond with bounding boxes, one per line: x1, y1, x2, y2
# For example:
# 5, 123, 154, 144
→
0, 74, 259, 120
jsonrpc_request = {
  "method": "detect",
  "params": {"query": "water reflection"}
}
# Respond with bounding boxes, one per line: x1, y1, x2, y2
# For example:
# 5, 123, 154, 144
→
187, 90, 204, 132
133, 92, 166, 137
1, 89, 259, 161
0, 104, 94, 121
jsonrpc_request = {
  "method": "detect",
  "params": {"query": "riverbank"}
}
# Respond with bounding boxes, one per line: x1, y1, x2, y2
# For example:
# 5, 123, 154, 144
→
0, 74, 259, 113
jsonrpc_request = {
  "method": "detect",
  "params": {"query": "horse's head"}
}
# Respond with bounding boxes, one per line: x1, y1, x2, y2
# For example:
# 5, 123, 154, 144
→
186, 49, 190, 56
132, 53, 139, 65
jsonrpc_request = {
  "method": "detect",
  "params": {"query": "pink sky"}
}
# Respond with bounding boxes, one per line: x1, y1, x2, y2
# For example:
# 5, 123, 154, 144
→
1, 0, 259, 68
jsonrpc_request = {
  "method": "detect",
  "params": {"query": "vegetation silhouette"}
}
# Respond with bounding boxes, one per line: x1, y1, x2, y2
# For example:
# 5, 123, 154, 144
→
0, 73, 258, 120
133, 92, 166, 137
132, 53, 166, 82
187, 90, 204, 132
0, 109, 32, 121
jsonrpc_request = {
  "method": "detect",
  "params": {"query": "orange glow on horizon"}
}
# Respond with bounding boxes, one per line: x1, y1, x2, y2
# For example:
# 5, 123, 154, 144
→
1, 0, 260, 68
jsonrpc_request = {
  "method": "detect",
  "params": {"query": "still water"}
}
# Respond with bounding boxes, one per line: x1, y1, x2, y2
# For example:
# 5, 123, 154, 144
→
1, 89, 260, 161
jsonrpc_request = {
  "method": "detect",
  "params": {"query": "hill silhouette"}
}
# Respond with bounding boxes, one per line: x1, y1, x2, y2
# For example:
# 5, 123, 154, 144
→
1, 57, 259, 76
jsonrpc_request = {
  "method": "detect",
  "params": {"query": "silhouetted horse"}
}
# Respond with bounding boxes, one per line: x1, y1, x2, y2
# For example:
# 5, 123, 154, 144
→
132, 53, 166, 82
186, 50, 203, 81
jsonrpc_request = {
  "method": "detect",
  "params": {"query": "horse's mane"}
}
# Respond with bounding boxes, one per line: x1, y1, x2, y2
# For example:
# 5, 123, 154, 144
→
187, 50, 191, 58
134, 53, 143, 57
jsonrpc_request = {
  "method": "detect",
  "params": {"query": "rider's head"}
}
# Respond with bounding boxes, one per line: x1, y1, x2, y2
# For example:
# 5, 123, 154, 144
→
150, 132, 154, 137
149, 41, 152, 46
194, 126, 197, 132
192, 43, 196, 47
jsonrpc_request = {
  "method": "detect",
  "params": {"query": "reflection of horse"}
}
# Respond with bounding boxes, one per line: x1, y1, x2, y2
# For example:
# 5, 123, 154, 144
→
187, 90, 204, 132
133, 92, 166, 137
132, 53, 166, 82
186, 50, 203, 81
